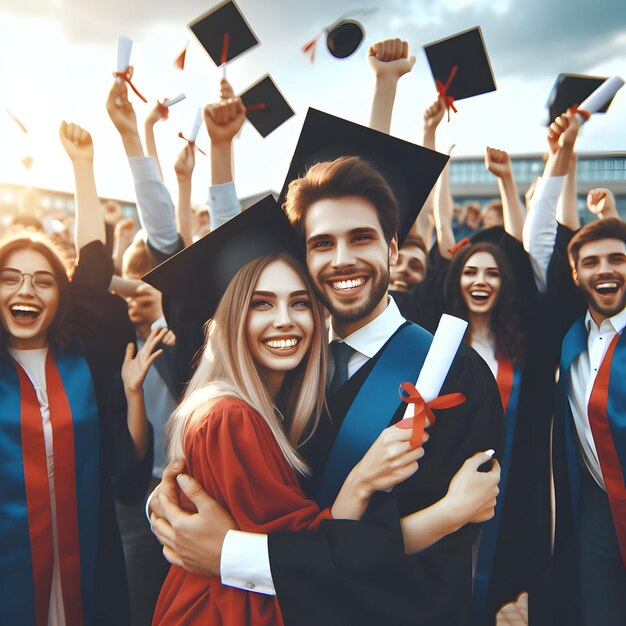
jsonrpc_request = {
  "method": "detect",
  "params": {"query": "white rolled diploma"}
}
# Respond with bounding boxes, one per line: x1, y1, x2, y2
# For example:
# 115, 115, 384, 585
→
402, 314, 468, 419
576, 76, 624, 123
117, 36, 133, 73
189, 107, 203, 142
162, 93, 186, 108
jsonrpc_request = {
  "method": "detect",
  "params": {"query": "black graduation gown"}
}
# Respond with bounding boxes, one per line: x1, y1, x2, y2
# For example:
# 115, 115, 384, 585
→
396, 226, 585, 625
271, 322, 504, 626
67, 242, 153, 626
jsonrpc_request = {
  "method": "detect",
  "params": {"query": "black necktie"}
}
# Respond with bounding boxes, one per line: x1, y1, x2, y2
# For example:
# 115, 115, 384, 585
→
330, 340, 356, 394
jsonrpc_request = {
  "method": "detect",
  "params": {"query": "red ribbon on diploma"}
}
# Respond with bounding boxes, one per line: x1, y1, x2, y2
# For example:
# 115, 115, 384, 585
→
112, 71, 148, 103
177, 132, 207, 156
157, 102, 169, 120
436, 65, 459, 122
398, 382, 466, 448
448, 237, 471, 256
569, 103, 591, 121
302, 35, 319, 62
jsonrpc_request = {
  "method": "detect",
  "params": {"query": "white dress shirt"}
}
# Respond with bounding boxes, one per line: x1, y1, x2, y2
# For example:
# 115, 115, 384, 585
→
128, 156, 241, 254
469, 329, 498, 380
221, 297, 407, 595
522, 175, 566, 292
568, 306, 626, 491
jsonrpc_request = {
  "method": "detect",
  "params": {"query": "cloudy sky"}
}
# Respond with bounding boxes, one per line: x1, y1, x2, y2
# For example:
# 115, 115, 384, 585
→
0, 0, 625, 205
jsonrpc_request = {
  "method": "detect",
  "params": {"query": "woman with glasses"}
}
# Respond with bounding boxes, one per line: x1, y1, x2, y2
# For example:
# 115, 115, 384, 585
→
0, 232, 164, 626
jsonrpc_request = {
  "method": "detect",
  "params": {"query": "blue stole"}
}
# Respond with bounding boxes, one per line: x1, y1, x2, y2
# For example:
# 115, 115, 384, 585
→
317, 323, 433, 507
472, 365, 523, 616
556, 317, 626, 520
0, 350, 100, 626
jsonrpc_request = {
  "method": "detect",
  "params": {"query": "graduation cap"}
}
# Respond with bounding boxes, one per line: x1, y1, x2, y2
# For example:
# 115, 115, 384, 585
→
239, 75, 295, 137
143, 195, 300, 322
546, 73, 612, 125
189, 0, 259, 72
279, 108, 449, 245
423, 26, 496, 118
302, 12, 372, 61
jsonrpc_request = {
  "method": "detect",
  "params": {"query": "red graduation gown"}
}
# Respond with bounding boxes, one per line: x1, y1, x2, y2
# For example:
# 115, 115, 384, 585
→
153, 397, 332, 626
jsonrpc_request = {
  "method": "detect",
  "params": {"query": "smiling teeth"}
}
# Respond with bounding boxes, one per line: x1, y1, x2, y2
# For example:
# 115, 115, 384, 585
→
11, 305, 39, 313
332, 278, 365, 290
597, 282, 618, 290
264, 338, 299, 349
470, 290, 489, 298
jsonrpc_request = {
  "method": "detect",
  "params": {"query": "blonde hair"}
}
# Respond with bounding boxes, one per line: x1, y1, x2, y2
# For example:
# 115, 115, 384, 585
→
167, 254, 327, 475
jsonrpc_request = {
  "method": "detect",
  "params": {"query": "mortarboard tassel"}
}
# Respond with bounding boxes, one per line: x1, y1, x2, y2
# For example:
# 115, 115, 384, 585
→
302, 34, 320, 62
173, 45, 187, 71
5, 109, 28, 134
448, 237, 471, 256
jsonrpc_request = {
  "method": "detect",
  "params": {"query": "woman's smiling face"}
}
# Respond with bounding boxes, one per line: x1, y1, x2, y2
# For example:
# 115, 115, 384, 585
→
0, 248, 60, 349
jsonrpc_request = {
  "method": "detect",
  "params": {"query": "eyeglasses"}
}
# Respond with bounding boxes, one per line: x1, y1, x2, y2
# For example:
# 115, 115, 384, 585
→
0, 268, 57, 292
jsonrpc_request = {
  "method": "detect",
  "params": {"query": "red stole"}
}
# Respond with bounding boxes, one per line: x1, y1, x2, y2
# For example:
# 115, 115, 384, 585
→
587, 331, 626, 566
17, 353, 85, 626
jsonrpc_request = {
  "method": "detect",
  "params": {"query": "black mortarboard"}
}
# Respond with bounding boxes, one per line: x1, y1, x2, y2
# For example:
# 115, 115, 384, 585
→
546, 73, 611, 126
239, 75, 295, 137
278, 108, 449, 244
189, 0, 259, 68
423, 26, 496, 102
144, 195, 300, 322
302, 16, 365, 61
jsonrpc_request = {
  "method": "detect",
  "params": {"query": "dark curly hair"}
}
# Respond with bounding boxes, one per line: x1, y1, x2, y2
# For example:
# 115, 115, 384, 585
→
444, 242, 525, 366
0, 231, 75, 351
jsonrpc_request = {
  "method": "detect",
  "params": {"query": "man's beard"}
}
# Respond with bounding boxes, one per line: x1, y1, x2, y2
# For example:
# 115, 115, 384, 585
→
579, 275, 626, 319
315, 266, 390, 324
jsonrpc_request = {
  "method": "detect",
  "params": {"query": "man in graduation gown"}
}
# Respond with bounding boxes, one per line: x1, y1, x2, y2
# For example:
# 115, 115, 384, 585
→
150, 156, 503, 625
552, 217, 626, 626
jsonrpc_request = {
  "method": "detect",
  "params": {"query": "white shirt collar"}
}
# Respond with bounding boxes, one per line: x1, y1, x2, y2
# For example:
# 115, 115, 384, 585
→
584, 305, 626, 335
329, 297, 406, 359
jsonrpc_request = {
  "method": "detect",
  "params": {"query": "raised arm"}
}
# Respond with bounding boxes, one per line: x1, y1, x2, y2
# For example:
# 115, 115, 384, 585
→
106, 68, 179, 256
434, 153, 456, 260
144, 101, 168, 180
484, 146, 525, 241
556, 151, 580, 230
203, 78, 246, 229
367, 38, 415, 133
523, 110, 580, 290
174, 145, 195, 247
587, 187, 620, 221
59, 121, 106, 252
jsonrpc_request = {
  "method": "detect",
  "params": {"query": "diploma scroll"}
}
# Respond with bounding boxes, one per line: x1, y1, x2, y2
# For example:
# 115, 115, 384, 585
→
190, 107, 203, 142
117, 36, 133, 73
402, 314, 468, 420
162, 93, 186, 108
576, 76, 624, 123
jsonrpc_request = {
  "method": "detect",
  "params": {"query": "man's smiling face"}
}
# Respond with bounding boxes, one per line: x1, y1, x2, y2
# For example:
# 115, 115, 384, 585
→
304, 195, 398, 335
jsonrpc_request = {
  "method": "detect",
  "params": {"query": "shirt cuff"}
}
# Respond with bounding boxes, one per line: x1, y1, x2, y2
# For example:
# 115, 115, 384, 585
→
208, 181, 241, 230
221, 530, 276, 596
128, 155, 162, 182
145, 485, 160, 532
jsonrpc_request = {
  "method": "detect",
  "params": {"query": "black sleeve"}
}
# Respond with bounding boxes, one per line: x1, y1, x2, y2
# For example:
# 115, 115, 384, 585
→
271, 348, 504, 626
270, 493, 429, 626
69, 241, 135, 379
100, 371, 154, 505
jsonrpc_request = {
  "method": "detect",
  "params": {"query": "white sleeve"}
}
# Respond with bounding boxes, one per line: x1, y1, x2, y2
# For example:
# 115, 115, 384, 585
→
220, 530, 276, 596
208, 181, 241, 231
522, 175, 566, 292
128, 156, 180, 255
